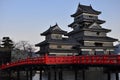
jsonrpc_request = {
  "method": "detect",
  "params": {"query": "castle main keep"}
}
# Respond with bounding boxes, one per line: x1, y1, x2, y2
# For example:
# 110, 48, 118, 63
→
36, 4, 117, 56
35, 4, 118, 80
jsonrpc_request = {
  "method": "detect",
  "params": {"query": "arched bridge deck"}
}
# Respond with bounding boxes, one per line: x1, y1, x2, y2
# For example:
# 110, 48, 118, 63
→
1, 54, 120, 70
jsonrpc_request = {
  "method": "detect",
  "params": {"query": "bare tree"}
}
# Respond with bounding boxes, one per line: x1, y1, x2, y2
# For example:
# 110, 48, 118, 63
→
14, 41, 36, 57
14, 41, 29, 51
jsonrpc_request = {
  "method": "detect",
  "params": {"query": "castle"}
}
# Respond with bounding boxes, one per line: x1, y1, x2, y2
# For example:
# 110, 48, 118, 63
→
35, 4, 118, 80
36, 3, 117, 56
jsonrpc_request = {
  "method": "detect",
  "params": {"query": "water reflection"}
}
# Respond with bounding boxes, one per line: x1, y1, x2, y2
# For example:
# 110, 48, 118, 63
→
33, 73, 39, 80
32, 72, 120, 80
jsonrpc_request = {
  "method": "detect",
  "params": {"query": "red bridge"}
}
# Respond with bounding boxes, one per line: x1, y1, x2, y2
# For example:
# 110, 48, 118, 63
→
1, 54, 120, 70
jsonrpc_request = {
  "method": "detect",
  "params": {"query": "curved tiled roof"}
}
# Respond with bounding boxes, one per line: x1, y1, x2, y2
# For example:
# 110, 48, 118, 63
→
68, 19, 105, 27
41, 23, 67, 36
71, 4, 101, 17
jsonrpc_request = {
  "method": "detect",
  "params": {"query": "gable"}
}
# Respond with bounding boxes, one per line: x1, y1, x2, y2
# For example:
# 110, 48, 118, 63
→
53, 25, 62, 31
89, 22, 101, 29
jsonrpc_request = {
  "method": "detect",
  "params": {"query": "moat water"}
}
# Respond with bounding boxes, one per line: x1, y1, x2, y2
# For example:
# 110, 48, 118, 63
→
32, 73, 120, 80
32, 73, 39, 80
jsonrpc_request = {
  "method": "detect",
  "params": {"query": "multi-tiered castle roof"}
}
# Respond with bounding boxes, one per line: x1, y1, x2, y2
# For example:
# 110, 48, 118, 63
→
36, 4, 118, 55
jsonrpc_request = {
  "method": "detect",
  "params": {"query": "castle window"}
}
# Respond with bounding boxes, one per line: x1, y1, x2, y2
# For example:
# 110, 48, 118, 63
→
95, 51, 104, 55
88, 15, 96, 20
96, 32, 100, 35
56, 35, 60, 38
52, 34, 62, 39
95, 43, 103, 47
81, 51, 89, 55
89, 15, 93, 18
57, 45, 62, 48
79, 41, 84, 46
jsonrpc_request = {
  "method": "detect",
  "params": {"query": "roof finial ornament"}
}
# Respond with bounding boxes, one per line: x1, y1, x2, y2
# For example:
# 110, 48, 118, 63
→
77, 2, 82, 10
55, 22, 58, 26
78, 2, 81, 7
90, 4, 93, 8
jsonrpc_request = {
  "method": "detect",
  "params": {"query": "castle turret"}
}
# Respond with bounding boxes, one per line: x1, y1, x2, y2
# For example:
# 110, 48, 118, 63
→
36, 24, 78, 55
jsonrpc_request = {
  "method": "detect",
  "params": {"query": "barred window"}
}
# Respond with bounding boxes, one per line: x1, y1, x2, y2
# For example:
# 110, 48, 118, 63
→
57, 45, 62, 48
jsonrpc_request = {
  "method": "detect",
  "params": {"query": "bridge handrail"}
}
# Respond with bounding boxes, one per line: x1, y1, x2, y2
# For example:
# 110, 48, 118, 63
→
1, 54, 120, 70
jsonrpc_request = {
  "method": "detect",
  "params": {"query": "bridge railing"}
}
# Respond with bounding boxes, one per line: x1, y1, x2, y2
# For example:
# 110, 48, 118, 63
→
1, 54, 120, 70
45, 55, 120, 65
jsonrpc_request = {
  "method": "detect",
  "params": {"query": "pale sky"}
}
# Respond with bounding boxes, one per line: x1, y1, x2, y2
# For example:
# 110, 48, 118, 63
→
0, 0, 120, 45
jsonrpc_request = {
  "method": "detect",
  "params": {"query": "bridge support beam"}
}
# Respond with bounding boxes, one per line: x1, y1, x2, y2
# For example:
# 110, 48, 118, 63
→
82, 70, 85, 80
107, 72, 111, 80
59, 69, 63, 80
61, 70, 63, 80
75, 70, 78, 80
17, 70, 20, 80
30, 70, 33, 80
48, 69, 51, 80
26, 70, 29, 80
54, 68, 57, 80
8, 70, 11, 79
116, 73, 119, 80
39, 69, 42, 80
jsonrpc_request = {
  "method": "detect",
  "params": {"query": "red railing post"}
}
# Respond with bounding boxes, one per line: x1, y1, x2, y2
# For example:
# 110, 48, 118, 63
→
44, 53, 48, 64
72, 55, 75, 64
117, 55, 120, 64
